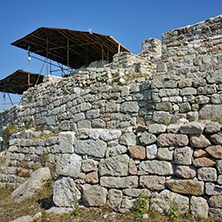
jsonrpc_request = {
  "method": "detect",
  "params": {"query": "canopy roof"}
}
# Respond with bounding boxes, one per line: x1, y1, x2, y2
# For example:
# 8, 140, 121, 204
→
0, 70, 44, 95
11, 27, 130, 69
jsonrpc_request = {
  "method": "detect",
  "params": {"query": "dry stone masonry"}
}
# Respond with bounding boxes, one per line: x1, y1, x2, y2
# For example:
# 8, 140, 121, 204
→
1, 14, 222, 220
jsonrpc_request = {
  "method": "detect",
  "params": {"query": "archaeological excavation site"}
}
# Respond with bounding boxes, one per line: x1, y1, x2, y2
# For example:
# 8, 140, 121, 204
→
0, 14, 222, 221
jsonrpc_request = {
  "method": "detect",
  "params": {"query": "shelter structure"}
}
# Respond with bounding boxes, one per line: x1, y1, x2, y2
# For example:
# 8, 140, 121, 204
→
11, 27, 130, 76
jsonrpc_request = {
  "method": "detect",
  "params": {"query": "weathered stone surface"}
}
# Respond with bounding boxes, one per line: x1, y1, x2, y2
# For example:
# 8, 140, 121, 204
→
206, 145, 222, 159
121, 196, 136, 210
85, 172, 99, 184
218, 175, 222, 184
10, 215, 33, 222
59, 132, 75, 153
146, 144, 158, 159
81, 159, 98, 173
206, 69, 222, 83
119, 133, 136, 145
139, 132, 156, 145
150, 189, 189, 215
197, 167, 217, 181
166, 179, 204, 195
138, 160, 173, 175
99, 130, 122, 141
99, 154, 129, 176
194, 149, 208, 158
209, 208, 222, 221
193, 157, 216, 168
56, 154, 81, 178
208, 195, 222, 208
140, 175, 165, 190
174, 146, 193, 165
167, 123, 183, 133
210, 132, 222, 145
129, 145, 146, 160
100, 176, 138, 188
205, 122, 222, 134
107, 189, 123, 211
180, 122, 205, 134
106, 145, 127, 157
120, 102, 139, 113
129, 158, 137, 175
205, 182, 222, 195
175, 166, 196, 179
53, 176, 81, 207
200, 104, 222, 121
86, 109, 100, 119
11, 167, 51, 202
190, 196, 208, 218
148, 124, 166, 134
75, 139, 107, 158
217, 160, 222, 174
153, 111, 172, 125
157, 134, 189, 147
82, 185, 107, 207
123, 188, 150, 198
157, 147, 174, 160
190, 134, 211, 148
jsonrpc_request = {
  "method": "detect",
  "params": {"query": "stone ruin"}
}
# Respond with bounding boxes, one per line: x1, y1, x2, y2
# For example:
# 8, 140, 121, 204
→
0, 14, 222, 220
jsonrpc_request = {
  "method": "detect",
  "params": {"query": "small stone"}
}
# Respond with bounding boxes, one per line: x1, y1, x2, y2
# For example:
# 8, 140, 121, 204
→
208, 195, 222, 208
129, 145, 146, 160
157, 147, 174, 161
166, 179, 204, 195
140, 175, 165, 190
197, 167, 217, 181
206, 145, 222, 159
174, 146, 193, 165
194, 149, 208, 158
148, 124, 166, 134
210, 132, 222, 145
81, 159, 98, 173
85, 172, 99, 184
139, 132, 156, 145
193, 157, 216, 168
190, 134, 211, 148
167, 123, 183, 133
129, 158, 137, 175
175, 166, 196, 179
157, 133, 189, 147
146, 144, 158, 159
205, 182, 222, 195
217, 160, 222, 174
205, 122, 222, 134
59, 132, 75, 153
209, 208, 222, 221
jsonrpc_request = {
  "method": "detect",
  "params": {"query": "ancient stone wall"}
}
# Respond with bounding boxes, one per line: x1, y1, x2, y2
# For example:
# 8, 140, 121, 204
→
0, 14, 222, 220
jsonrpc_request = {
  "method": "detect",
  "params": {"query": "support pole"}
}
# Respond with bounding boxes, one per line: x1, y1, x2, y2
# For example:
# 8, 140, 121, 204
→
118, 44, 120, 54
7, 93, 14, 106
28, 46, 30, 88
101, 45, 104, 68
46, 36, 49, 76
67, 37, 69, 77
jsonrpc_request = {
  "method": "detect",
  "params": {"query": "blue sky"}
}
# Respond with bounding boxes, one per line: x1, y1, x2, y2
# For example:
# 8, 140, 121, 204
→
0, 0, 222, 110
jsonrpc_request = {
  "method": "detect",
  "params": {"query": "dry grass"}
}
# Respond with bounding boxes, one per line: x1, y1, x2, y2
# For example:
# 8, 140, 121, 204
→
0, 184, 217, 222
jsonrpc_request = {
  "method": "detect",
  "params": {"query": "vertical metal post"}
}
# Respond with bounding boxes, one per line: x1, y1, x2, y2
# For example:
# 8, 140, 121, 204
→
46, 36, 48, 76
3, 91, 5, 111
28, 46, 30, 88
118, 44, 120, 54
67, 37, 69, 77
101, 45, 104, 68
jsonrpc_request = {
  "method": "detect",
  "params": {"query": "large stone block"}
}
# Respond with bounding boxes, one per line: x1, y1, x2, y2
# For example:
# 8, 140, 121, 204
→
120, 101, 139, 113
59, 132, 75, 153
157, 133, 189, 147
206, 145, 222, 159
82, 185, 107, 207
190, 134, 211, 148
56, 154, 81, 178
190, 196, 208, 218
166, 179, 204, 195
206, 69, 222, 83
99, 154, 129, 176
138, 160, 173, 175
209, 208, 222, 221
205, 182, 222, 195
140, 175, 165, 190
180, 122, 205, 134
99, 130, 122, 141
107, 189, 123, 211
129, 145, 146, 160
175, 166, 196, 179
193, 157, 216, 168
53, 176, 81, 207
139, 132, 156, 145
100, 176, 138, 188
199, 104, 222, 121
150, 189, 189, 215
210, 132, 222, 145
208, 195, 222, 208
75, 139, 107, 158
